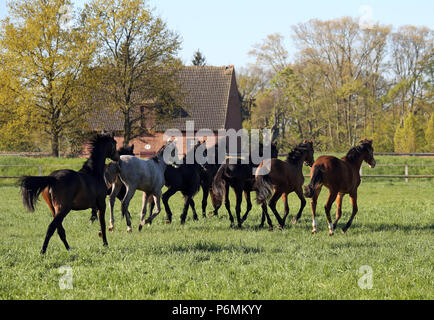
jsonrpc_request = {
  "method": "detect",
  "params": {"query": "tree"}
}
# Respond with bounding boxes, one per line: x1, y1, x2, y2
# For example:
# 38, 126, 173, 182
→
394, 113, 426, 152
0, 0, 96, 156
425, 114, 434, 152
192, 49, 206, 66
84, 0, 183, 147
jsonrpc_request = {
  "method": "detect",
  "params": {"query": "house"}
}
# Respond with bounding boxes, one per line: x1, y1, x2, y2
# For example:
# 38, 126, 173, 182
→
88, 65, 243, 156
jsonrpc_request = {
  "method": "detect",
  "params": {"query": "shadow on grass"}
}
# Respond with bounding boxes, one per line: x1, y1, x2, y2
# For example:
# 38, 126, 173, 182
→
354, 222, 434, 233
163, 241, 264, 254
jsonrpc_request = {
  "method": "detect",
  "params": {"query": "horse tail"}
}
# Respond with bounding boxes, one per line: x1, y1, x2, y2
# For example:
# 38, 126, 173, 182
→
212, 165, 226, 203
254, 173, 274, 204
19, 176, 57, 212
304, 164, 324, 198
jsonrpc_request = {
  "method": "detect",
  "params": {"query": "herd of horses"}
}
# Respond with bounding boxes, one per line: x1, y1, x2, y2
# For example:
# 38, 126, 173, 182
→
19, 133, 376, 254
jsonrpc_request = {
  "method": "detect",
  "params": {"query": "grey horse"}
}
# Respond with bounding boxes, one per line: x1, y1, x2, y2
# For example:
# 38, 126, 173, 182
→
106, 140, 177, 232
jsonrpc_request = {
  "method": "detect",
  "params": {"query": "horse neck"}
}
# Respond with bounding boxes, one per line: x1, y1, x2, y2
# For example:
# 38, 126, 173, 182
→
343, 153, 364, 171
286, 150, 305, 168
81, 146, 107, 177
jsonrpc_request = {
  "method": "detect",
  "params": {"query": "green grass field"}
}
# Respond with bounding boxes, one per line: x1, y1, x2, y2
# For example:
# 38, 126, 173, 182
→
0, 156, 433, 300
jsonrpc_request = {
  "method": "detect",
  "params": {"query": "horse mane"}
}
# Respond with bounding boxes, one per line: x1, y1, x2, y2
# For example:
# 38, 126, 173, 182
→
286, 142, 311, 164
345, 141, 371, 162
152, 144, 168, 162
79, 134, 114, 174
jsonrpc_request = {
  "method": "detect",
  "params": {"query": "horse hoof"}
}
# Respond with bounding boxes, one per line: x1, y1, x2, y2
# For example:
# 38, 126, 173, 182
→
277, 224, 283, 231
126, 227, 132, 233
268, 226, 274, 231
312, 229, 317, 234
165, 220, 172, 225
208, 211, 217, 217
108, 226, 114, 232
341, 228, 347, 234
98, 231, 103, 238
291, 218, 298, 225
138, 225, 143, 232
103, 242, 108, 247
258, 224, 264, 229
329, 231, 334, 236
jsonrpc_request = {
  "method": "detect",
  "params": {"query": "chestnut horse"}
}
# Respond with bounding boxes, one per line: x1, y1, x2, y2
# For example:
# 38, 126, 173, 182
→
255, 141, 314, 230
304, 139, 376, 235
19, 133, 120, 254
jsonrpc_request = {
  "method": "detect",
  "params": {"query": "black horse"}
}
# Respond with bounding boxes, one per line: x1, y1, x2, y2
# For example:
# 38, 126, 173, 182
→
19, 133, 119, 254
88, 144, 135, 224
162, 140, 206, 224
211, 143, 278, 228
199, 141, 223, 218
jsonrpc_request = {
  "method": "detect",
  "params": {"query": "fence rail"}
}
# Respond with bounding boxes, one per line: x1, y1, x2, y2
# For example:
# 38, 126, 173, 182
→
0, 163, 433, 181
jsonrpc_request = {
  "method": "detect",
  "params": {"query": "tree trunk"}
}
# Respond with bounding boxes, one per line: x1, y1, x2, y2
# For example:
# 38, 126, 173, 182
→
51, 130, 59, 157
123, 109, 131, 147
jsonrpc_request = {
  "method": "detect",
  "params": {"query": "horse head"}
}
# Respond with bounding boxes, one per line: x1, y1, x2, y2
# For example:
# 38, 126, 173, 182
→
301, 140, 315, 167
360, 138, 376, 168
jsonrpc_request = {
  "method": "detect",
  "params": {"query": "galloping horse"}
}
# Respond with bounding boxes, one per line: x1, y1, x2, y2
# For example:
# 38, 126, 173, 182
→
106, 140, 177, 232
89, 144, 135, 223
304, 139, 376, 235
199, 142, 222, 217
211, 143, 279, 228
19, 133, 120, 254
255, 141, 314, 230
163, 140, 206, 225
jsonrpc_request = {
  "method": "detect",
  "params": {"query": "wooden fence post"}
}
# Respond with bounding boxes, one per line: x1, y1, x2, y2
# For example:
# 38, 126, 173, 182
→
405, 165, 408, 183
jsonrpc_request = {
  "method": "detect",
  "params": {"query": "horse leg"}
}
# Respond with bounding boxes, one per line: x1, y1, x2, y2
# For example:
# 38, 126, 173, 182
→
138, 192, 149, 231
121, 187, 135, 233
311, 186, 322, 234
189, 198, 198, 221
209, 187, 220, 217
324, 191, 338, 236
261, 203, 274, 231
342, 192, 358, 233
292, 188, 307, 225
97, 200, 108, 247
108, 182, 122, 232
224, 185, 234, 228
162, 187, 177, 224
57, 222, 70, 251
41, 209, 70, 254
333, 193, 344, 230
234, 187, 243, 228
281, 193, 290, 227
89, 207, 98, 224
269, 190, 284, 229
201, 185, 208, 218
180, 195, 191, 225
241, 190, 252, 223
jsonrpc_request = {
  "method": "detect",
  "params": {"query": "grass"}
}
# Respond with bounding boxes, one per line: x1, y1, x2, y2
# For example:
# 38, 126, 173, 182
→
0, 171, 433, 299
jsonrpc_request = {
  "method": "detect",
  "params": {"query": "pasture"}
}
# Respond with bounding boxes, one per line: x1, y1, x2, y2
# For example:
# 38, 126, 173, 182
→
0, 155, 433, 300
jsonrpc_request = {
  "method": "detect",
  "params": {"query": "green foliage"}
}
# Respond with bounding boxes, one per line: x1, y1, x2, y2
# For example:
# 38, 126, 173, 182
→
0, 0, 96, 156
191, 49, 206, 66
424, 114, 434, 152
394, 113, 427, 152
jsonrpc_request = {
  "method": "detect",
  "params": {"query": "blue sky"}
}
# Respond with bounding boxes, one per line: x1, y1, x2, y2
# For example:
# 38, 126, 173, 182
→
1, 0, 433, 68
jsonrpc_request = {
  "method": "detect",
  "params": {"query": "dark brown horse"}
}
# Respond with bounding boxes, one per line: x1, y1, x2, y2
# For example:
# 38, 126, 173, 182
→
255, 141, 314, 230
19, 133, 120, 254
304, 139, 376, 235
89, 144, 135, 224
211, 143, 279, 228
